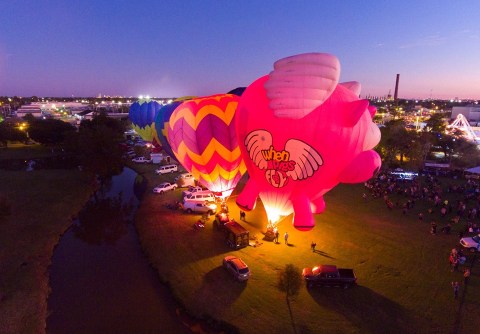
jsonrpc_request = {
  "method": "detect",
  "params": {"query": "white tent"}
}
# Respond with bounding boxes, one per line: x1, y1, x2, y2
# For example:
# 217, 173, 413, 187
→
466, 166, 480, 174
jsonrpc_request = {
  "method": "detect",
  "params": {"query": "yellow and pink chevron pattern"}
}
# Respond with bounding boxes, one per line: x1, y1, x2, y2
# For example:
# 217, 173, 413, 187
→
167, 94, 246, 198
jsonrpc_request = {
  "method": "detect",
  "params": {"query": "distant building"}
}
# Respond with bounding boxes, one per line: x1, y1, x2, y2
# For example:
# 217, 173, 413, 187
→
451, 105, 480, 124
16, 104, 43, 118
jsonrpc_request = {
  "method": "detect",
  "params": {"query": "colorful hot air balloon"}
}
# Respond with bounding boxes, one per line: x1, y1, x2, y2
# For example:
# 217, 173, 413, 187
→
167, 94, 247, 199
154, 101, 183, 159
235, 53, 381, 231
128, 99, 162, 142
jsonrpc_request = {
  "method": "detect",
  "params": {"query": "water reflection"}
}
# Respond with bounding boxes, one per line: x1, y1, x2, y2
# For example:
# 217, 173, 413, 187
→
133, 174, 148, 201
72, 194, 132, 245
47, 168, 191, 334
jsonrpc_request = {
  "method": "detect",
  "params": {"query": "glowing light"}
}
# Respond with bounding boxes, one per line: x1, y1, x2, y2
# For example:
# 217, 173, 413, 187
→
264, 207, 283, 226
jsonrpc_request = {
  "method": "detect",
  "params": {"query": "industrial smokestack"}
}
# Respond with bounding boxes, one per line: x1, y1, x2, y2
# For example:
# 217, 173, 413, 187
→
394, 74, 400, 101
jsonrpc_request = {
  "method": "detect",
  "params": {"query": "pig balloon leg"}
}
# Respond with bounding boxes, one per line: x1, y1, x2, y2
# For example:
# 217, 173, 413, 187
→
236, 179, 260, 211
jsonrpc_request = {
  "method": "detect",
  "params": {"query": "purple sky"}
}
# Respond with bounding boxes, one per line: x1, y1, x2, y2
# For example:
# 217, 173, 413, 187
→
1, 1, 479, 100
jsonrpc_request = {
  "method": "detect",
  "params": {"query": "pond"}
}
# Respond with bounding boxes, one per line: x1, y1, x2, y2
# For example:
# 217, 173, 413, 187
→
46, 167, 192, 334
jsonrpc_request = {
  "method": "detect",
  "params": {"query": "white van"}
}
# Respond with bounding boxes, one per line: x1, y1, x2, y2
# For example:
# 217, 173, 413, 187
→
155, 164, 178, 174
183, 191, 216, 204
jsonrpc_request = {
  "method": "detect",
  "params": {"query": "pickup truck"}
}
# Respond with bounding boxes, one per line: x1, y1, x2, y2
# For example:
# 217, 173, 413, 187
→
302, 264, 357, 289
182, 186, 203, 197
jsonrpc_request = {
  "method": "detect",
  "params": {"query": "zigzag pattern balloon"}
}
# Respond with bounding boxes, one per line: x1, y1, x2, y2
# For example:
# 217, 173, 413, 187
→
167, 94, 247, 198
128, 99, 162, 142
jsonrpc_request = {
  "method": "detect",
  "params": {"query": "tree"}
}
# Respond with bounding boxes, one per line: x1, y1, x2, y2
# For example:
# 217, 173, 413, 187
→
0, 122, 27, 147
278, 264, 303, 299
69, 113, 125, 184
278, 264, 303, 334
28, 119, 76, 146
377, 120, 422, 168
424, 113, 447, 133
450, 137, 480, 169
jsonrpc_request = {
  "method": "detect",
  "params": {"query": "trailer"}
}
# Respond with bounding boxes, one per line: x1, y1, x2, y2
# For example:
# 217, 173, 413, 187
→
214, 213, 249, 250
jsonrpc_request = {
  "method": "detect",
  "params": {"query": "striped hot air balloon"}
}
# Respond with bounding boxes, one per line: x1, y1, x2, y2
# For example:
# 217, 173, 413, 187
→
167, 94, 247, 199
154, 97, 195, 159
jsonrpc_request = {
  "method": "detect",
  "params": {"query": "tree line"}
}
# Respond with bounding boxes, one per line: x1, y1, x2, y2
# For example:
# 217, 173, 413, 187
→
377, 113, 480, 170
0, 112, 126, 182
1, 112, 480, 176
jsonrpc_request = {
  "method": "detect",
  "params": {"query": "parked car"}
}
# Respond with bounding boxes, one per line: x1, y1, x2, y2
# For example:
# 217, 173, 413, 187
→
183, 201, 217, 214
302, 264, 357, 289
153, 182, 177, 194
223, 255, 250, 281
132, 156, 152, 163
460, 234, 480, 252
175, 173, 196, 187
182, 185, 204, 197
183, 191, 216, 204
155, 164, 178, 174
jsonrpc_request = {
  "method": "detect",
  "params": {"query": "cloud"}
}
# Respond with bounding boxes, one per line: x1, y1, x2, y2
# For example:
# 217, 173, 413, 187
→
398, 34, 447, 49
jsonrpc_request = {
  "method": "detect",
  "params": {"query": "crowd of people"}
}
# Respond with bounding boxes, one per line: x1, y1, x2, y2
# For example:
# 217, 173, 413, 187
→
365, 169, 480, 300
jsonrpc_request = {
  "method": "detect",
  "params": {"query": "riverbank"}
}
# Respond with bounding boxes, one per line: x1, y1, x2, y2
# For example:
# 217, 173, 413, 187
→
133, 162, 480, 333
0, 170, 94, 333
0, 146, 95, 333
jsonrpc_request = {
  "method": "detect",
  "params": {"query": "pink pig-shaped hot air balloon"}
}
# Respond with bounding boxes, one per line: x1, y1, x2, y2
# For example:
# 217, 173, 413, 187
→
235, 53, 381, 231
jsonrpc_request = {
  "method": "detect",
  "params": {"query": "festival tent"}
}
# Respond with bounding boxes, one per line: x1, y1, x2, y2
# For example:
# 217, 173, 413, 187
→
465, 166, 480, 174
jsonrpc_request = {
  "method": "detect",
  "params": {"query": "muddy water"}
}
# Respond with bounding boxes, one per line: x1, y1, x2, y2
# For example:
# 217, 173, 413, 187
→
46, 168, 191, 334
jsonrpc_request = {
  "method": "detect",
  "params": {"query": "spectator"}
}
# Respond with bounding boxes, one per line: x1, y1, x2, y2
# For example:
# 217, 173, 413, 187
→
452, 281, 460, 299
464, 268, 471, 285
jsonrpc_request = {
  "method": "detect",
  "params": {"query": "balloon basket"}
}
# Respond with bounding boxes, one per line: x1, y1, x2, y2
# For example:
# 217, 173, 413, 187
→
264, 227, 276, 242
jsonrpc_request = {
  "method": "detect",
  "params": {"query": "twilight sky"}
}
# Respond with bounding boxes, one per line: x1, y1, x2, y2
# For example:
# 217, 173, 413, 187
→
1, 0, 479, 100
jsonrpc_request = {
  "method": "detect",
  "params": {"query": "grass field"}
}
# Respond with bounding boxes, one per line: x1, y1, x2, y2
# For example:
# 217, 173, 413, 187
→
0, 145, 94, 334
1, 146, 479, 333
135, 164, 480, 334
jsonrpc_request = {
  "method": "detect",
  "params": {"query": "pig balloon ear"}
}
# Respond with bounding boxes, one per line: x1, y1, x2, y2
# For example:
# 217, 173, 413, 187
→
339, 81, 361, 97
264, 53, 340, 119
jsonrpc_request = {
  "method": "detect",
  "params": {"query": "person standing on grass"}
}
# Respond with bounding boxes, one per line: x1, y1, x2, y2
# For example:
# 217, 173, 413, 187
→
284, 231, 289, 244
452, 281, 460, 299
464, 268, 471, 285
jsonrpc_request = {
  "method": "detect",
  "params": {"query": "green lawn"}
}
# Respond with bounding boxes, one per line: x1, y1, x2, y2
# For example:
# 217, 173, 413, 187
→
0, 145, 94, 334
2, 150, 478, 334
0, 143, 57, 160
135, 164, 480, 334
